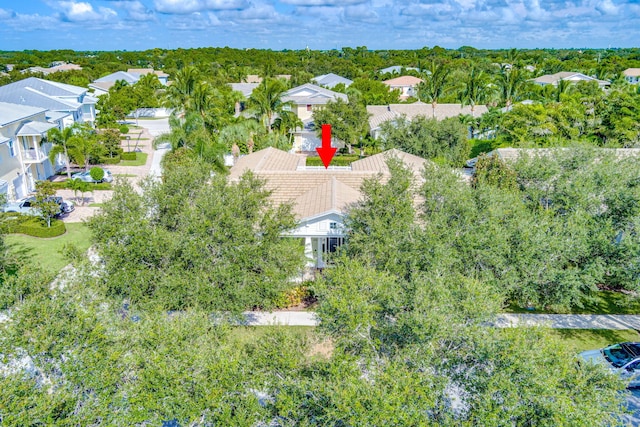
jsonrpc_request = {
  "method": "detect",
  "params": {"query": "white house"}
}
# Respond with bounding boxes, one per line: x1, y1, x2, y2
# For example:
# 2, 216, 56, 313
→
281, 83, 348, 152
312, 73, 353, 89
0, 102, 60, 201
0, 77, 97, 126
90, 68, 169, 96
228, 147, 427, 269
367, 102, 489, 139
623, 68, 640, 85
382, 75, 424, 100
531, 72, 610, 88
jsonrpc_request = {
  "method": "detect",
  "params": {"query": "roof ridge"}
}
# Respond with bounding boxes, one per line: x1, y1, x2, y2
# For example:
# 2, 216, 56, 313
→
253, 147, 273, 171
331, 176, 337, 211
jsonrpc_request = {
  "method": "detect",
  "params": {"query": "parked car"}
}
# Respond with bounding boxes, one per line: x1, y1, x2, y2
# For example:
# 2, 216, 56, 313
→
71, 169, 113, 183
2, 196, 74, 216
579, 342, 640, 388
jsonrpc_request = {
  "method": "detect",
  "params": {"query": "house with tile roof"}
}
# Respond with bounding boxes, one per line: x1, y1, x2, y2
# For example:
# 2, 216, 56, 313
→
0, 101, 61, 201
531, 72, 610, 88
623, 68, 640, 84
367, 102, 489, 139
380, 65, 420, 75
0, 77, 96, 126
229, 147, 427, 268
312, 73, 353, 89
89, 68, 169, 96
383, 76, 424, 100
23, 63, 83, 75
282, 83, 348, 152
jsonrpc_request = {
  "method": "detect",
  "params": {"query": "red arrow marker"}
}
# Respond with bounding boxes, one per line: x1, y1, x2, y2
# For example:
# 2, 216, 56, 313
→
316, 124, 337, 169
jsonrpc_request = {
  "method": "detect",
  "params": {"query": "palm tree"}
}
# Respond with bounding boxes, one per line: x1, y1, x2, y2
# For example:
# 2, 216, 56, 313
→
47, 124, 82, 179
496, 65, 527, 109
248, 78, 291, 132
460, 67, 491, 117
164, 66, 200, 112
417, 61, 450, 118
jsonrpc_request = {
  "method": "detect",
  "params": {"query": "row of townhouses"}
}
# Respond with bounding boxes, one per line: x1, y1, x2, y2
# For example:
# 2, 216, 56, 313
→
0, 77, 96, 201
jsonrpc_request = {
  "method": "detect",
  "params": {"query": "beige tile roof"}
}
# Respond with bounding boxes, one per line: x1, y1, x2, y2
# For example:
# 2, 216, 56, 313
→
367, 102, 489, 130
383, 76, 424, 86
229, 147, 427, 220
532, 72, 609, 86
624, 68, 640, 77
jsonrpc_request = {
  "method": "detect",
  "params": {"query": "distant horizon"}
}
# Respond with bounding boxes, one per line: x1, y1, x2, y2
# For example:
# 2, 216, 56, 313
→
0, 0, 638, 52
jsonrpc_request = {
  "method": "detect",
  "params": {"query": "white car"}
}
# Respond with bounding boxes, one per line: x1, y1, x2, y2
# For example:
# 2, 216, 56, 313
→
2, 196, 74, 216
71, 169, 113, 183
579, 342, 640, 388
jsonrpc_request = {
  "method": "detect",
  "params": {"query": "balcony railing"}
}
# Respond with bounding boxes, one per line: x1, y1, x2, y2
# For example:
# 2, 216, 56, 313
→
23, 149, 46, 162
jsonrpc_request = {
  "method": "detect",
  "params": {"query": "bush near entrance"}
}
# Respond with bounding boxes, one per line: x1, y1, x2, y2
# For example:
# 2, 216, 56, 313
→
1, 214, 66, 238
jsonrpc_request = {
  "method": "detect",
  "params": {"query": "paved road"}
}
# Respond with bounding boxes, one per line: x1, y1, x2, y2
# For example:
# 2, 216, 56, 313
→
241, 311, 640, 330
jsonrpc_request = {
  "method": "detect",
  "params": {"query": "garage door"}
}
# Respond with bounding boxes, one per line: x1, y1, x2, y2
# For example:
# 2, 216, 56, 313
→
12, 174, 25, 199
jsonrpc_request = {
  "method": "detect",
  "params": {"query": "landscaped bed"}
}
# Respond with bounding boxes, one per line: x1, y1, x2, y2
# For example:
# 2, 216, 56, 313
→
5, 223, 92, 274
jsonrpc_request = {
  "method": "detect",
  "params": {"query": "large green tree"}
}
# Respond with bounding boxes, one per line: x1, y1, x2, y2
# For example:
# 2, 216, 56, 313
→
312, 97, 370, 154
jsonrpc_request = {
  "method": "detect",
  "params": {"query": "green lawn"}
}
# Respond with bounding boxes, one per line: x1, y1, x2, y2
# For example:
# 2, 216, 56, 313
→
5, 223, 92, 275
119, 152, 148, 166
507, 291, 640, 315
549, 329, 640, 352
306, 155, 361, 167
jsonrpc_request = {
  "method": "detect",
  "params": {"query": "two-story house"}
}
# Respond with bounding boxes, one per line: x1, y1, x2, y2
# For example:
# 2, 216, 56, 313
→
0, 102, 59, 201
0, 77, 97, 126
281, 83, 348, 152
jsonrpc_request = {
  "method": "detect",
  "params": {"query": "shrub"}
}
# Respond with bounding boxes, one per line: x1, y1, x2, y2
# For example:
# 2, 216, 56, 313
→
274, 285, 315, 308
89, 167, 105, 182
100, 156, 121, 165
119, 124, 130, 135
121, 152, 137, 161
4, 215, 66, 238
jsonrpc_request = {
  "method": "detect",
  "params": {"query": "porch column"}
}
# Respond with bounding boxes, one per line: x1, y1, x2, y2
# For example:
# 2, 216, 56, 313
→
32, 136, 39, 161
316, 238, 324, 269
304, 237, 315, 268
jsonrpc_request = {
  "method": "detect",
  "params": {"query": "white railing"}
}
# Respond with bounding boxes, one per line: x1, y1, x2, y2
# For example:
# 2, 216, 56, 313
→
23, 149, 46, 162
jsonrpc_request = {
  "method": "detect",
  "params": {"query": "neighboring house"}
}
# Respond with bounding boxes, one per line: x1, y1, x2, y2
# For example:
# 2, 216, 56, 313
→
465, 147, 640, 168
229, 82, 260, 114
367, 102, 489, 139
228, 147, 427, 269
380, 65, 420, 74
382, 76, 424, 100
623, 68, 640, 84
312, 73, 353, 89
0, 101, 60, 201
282, 83, 348, 152
22, 63, 83, 75
0, 77, 97, 125
245, 74, 292, 84
89, 68, 169, 96
531, 72, 610, 88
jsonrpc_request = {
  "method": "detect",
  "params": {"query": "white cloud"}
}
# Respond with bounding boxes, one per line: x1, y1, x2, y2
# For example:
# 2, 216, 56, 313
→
0, 8, 16, 20
57, 1, 117, 22
110, 1, 156, 21
154, 0, 249, 14
281, 0, 366, 4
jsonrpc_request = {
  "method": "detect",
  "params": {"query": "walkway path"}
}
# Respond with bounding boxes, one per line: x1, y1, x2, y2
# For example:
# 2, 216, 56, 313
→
241, 311, 640, 329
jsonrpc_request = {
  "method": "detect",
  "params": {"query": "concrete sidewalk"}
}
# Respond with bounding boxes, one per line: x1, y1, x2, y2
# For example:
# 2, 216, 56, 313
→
242, 311, 640, 330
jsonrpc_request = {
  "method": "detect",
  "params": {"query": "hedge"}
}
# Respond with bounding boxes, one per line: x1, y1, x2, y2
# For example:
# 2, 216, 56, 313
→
120, 152, 137, 161
2, 215, 66, 238
100, 156, 122, 165
50, 181, 112, 191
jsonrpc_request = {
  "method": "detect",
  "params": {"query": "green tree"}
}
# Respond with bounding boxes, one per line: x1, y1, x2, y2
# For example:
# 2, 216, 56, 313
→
47, 125, 79, 179
33, 180, 60, 227
312, 97, 370, 154
248, 78, 290, 132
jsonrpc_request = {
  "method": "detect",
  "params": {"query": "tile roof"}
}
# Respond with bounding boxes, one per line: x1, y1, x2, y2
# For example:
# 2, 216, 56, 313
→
127, 68, 169, 78
16, 120, 57, 136
623, 68, 640, 77
367, 102, 489, 130
282, 83, 348, 105
94, 71, 139, 84
383, 76, 424, 86
380, 65, 420, 74
230, 83, 260, 97
312, 73, 353, 88
532, 72, 610, 86
0, 101, 46, 126
229, 147, 428, 220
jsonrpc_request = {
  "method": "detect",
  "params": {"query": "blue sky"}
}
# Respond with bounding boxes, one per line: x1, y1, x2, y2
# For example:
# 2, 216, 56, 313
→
0, 0, 638, 51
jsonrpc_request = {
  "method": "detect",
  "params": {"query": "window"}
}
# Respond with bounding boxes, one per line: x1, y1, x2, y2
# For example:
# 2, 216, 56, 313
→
306, 104, 312, 111
8, 140, 16, 157
329, 222, 338, 229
